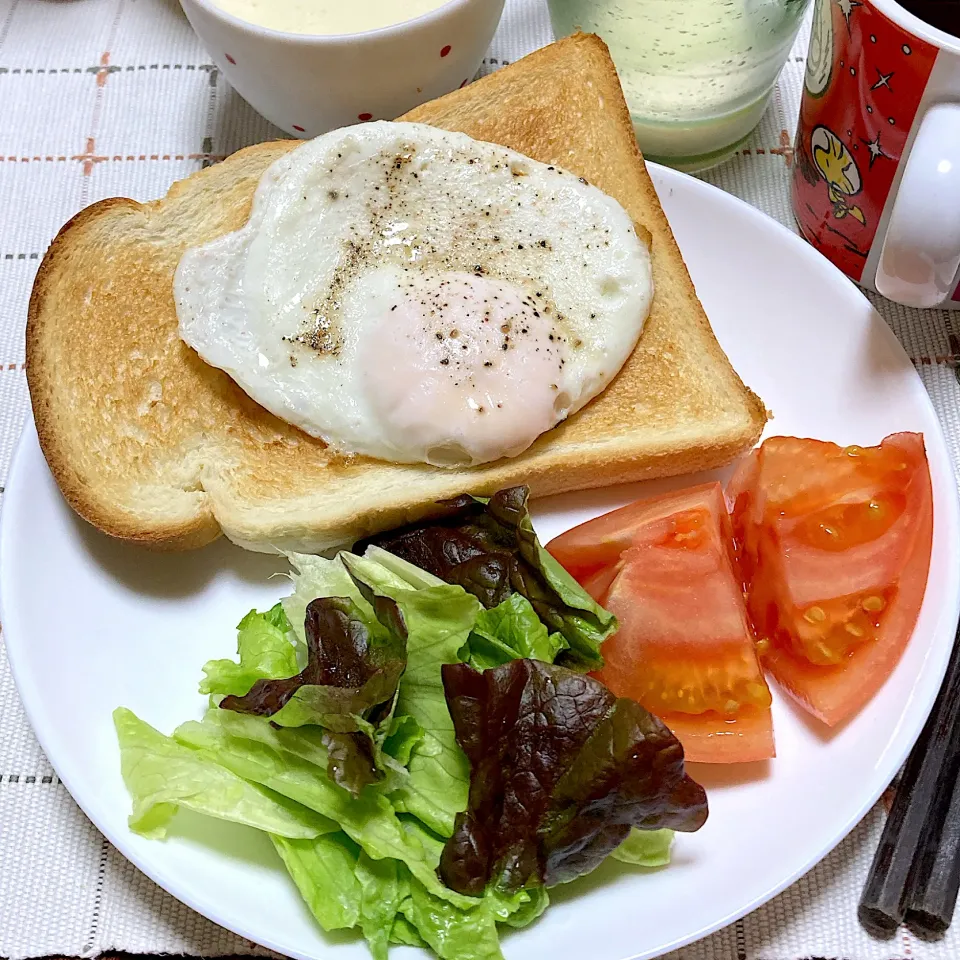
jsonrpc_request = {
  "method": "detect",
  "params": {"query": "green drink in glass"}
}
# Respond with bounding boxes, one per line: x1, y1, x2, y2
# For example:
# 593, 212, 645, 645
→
546, 0, 811, 172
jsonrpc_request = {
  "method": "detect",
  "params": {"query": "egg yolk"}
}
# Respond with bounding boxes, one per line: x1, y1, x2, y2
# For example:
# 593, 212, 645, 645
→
362, 272, 571, 466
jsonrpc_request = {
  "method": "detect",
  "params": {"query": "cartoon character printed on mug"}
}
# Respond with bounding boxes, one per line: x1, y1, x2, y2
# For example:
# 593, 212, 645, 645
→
811, 125, 865, 226
792, 0, 940, 281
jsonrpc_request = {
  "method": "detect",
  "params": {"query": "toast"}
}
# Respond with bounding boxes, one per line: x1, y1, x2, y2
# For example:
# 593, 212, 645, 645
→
26, 33, 767, 554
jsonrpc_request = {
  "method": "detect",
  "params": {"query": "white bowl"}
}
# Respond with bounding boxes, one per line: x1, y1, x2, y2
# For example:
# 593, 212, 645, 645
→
178, 0, 506, 138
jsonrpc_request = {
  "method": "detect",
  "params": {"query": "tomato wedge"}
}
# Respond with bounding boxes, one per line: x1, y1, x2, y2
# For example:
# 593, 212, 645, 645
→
548, 483, 774, 763
729, 432, 933, 726
548, 485, 718, 583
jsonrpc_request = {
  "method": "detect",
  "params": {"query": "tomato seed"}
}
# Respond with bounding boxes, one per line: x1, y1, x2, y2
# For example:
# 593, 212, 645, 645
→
804, 605, 827, 623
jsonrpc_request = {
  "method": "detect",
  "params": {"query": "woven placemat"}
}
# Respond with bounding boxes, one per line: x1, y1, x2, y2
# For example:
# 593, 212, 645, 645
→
1, 1, 959, 958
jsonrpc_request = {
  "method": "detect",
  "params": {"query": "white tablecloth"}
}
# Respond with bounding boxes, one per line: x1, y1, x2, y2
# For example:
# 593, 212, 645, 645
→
2, 1, 960, 958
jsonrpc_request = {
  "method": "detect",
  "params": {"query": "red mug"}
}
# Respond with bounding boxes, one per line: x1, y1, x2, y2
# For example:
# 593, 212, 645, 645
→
792, 0, 960, 308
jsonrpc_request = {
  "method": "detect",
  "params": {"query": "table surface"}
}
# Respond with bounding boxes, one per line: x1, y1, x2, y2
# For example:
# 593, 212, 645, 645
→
2, 1, 960, 960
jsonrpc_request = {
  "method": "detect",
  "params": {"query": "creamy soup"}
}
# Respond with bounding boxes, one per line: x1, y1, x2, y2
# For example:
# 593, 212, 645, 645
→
211, 0, 452, 35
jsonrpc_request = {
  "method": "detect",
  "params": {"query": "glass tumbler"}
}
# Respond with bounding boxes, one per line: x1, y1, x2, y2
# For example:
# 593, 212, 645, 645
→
546, 0, 812, 172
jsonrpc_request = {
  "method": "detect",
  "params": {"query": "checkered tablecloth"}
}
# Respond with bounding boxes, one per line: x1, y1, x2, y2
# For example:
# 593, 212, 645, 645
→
2, 1, 960, 958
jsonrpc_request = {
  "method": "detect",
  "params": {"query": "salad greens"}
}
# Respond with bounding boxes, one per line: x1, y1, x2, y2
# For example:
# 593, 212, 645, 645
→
610, 827, 675, 867
468, 593, 569, 670
116, 487, 706, 960
438, 659, 707, 895
114, 707, 337, 841
219, 594, 407, 794
355, 486, 616, 670
200, 603, 300, 698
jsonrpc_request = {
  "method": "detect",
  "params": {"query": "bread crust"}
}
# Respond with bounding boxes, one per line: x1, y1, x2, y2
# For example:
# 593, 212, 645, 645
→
26, 34, 766, 554
28, 200, 215, 550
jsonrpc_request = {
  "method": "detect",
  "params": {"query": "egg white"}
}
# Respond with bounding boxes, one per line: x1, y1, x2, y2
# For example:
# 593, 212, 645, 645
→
174, 121, 653, 466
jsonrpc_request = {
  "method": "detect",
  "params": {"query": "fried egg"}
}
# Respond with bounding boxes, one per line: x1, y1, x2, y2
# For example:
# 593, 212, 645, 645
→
174, 121, 653, 467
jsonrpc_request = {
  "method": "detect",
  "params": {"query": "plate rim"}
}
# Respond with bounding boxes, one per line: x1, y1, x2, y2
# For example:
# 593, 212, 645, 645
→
3, 161, 959, 960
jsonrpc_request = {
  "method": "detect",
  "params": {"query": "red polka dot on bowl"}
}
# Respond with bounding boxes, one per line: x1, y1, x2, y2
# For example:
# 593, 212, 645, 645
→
225, 53, 236, 65
440, 45, 451, 57
358, 113, 373, 122
292, 124, 305, 133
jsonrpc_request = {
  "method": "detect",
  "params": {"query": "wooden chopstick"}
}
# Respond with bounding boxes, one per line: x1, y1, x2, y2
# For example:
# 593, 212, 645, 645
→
905, 751, 960, 937
859, 618, 960, 937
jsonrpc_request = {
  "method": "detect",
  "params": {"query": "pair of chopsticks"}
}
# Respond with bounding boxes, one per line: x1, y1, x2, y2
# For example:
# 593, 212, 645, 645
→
859, 617, 960, 938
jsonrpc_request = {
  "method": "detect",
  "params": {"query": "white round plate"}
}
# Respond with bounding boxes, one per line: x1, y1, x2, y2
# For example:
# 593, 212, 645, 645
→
3, 164, 959, 960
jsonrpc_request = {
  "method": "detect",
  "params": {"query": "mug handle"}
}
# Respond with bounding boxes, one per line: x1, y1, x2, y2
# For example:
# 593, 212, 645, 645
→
874, 103, 960, 309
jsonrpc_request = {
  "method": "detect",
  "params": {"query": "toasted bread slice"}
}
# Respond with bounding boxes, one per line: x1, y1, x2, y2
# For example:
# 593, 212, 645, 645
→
26, 33, 766, 554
